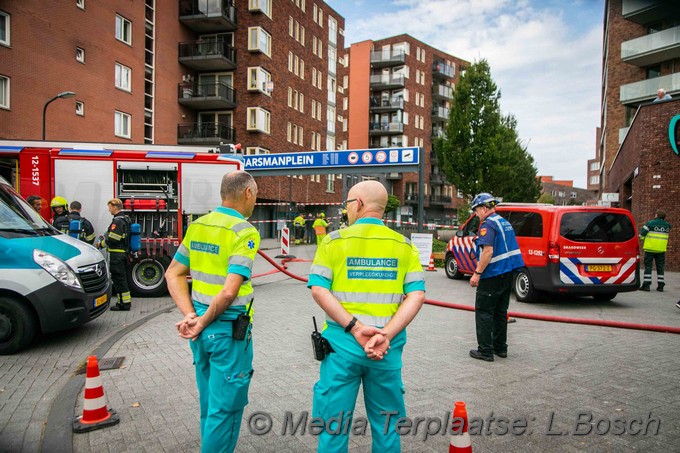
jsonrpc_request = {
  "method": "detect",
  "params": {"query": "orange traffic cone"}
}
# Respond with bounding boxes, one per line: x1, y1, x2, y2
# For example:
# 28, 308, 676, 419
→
426, 253, 437, 272
73, 355, 120, 433
449, 401, 472, 452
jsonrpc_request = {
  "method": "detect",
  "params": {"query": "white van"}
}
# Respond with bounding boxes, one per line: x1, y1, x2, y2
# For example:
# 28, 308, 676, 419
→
0, 177, 111, 354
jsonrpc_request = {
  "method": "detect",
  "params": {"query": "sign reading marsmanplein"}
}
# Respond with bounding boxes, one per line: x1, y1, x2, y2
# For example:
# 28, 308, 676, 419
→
243, 147, 421, 176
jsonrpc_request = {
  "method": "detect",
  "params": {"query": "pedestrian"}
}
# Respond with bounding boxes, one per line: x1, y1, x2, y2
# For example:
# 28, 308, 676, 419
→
293, 212, 305, 245
639, 210, 671, 292
68, 201, 96, 244
340, 207, 348, 228
468, 192, 524, 362
50, 196, 70, 233
165, 171, 260, 453
305, 212, 315, 244
653, 88, 672, 102
101, 198, 132, 311
26, 195, 42, 213
307, 180, 425, 452
312, 212, 330, 245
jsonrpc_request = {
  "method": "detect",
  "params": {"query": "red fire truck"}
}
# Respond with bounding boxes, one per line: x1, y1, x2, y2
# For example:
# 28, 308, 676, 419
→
0, 140, 242, 296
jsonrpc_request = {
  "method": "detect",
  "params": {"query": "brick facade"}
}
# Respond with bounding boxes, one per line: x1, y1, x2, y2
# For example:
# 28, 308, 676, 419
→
608, 99, 680, 271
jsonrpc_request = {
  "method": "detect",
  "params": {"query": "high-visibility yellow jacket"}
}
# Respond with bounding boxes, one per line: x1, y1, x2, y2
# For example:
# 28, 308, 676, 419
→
639, 218, 671, 253
174, 207, 260, 320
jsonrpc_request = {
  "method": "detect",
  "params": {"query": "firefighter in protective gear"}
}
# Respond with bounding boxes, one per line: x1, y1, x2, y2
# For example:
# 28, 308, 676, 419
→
50, 196, 70, 234
165, 171, 260, 453
313, 213, 330, 245
340, 208, 348, 228
639, 210, 671, 292
68, 201, 96, 244
293, 213, 305, 245
308, 181, 426, 452
101, 198, 132, 311
469, 192, 524, 362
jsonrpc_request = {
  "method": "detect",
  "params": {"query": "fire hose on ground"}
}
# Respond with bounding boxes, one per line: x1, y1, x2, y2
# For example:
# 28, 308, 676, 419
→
256, 250, 680, 335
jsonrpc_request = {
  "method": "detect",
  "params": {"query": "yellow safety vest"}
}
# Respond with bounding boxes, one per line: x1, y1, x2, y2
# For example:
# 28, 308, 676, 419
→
175, 207, 260, 320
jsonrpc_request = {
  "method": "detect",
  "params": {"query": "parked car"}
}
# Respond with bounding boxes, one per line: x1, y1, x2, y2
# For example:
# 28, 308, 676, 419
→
445, 204, 639, 302
0, 177, 111, 354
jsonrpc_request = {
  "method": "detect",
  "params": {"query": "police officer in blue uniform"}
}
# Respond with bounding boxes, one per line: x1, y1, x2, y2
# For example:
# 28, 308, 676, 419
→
469, 193, 524, 361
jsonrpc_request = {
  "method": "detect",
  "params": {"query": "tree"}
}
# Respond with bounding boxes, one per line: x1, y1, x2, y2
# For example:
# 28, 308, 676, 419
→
385, 195, 400, 213
435, 59, 542, 202
537, 192, 556, 204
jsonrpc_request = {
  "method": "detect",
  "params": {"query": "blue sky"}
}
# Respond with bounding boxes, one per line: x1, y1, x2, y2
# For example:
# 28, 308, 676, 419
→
325, 0, 605, 188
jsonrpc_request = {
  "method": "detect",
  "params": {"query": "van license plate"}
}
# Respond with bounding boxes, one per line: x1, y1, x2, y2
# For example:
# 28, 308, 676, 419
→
94, 294, 107, 308
586, 265, 612, 272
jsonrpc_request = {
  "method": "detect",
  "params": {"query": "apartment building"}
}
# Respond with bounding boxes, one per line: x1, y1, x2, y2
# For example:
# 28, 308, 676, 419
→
346, 35, 469, 225
0, 0, 347, 236
599, 0, 680, 193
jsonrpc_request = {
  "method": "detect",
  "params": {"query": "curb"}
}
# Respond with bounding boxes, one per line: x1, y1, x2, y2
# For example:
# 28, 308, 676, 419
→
41, 304, 175, 453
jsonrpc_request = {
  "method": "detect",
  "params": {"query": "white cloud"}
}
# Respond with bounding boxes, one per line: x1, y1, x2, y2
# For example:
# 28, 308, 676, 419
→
334, 0, 603, 187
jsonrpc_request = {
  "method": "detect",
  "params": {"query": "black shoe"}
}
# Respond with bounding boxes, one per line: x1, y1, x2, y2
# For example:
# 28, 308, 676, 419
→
110, 304, 131, 311
676, 302, 680, 310
639, 286, 650, 292
469, 350, 494, 362
494, 351, 508, 358
657, 287, 664, 292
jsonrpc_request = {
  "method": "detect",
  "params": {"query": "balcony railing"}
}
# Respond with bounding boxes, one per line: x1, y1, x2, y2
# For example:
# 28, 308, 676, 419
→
370, 140, 403, 149
405, 193, 419, 204
431, 106, 450, 121
369, 96, 404, 111
177, 81, 236, 109
432, 83, 454, 100
369, 122, 404, 135
178, 39, 237, 71
370, 50, 406, 68
177, 122, 236, 145
432, 127, 445, 138
430, 173, 446, 185
179, 0, 237, 33
621, 0, 669, 25
429, 194, 452, 204
369, 74, 405, 89
433, 60, 455, 79
620, 72, 680, 104
621, 25, 680, 67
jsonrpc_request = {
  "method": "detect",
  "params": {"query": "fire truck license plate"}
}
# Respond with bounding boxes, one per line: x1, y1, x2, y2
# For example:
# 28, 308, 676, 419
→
586, 265, 612, 272
94, 294, 107, 308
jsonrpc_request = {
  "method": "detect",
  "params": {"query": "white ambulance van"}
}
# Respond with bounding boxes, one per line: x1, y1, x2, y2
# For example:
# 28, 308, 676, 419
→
0, 177, 111, 354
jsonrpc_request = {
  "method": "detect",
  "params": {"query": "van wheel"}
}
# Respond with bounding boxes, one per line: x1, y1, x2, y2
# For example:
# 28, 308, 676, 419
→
514, 269, 537, 302
0, 296, 38, 355
445, 255, 463, 280
593, 293, 617, 302
128, 256, 170, 297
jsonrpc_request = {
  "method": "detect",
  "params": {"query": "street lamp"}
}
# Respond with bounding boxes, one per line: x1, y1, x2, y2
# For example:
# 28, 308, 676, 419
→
42, 91, 76, 140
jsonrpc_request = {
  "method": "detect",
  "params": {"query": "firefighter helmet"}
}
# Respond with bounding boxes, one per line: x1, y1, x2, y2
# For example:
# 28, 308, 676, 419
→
50, 196, 68, 209
470, 192, 498, 210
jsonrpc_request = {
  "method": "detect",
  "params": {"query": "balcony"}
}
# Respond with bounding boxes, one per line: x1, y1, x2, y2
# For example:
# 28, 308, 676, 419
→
177, 122, 236, 145
621, 26, 680, 67
385, 172, 402, 180
621, 0, 677, 26
179, 40, 237, 71
369, 140, 403, 149
429, 194, 452, 205
405, 193, 419, 204
370, 74, 405, 90
619, 72, 680, 104
369, 122, 404, 135
431, 106, 450, 122
432, 126, 445, 139
179, 0, 237, 33
370, 50, 406, 68
432, 83, 454, 101
430, 151, 438, 164
433, 60, 455, 80
430, 173, 446, 185
369, 96, 404, 113
178, 81, 236, 110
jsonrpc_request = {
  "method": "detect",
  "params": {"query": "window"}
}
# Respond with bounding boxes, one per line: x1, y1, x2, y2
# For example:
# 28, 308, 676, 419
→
245, 146, 270, 155
75, 101, 84, 116
247, 107, 270, 133
589, 162, 600, 171
289, 16, 294, 37
288, 51, 293, 72
76, 47, 85, 63
0, 10, 9, 46
115, 63, 131, 91
560, 212, 634, 243
326, 175, 335, 192
499, 212, 543, 238
115, 15, 132, 45
248, 27, 271, 57
589, 175, 600, 185
247, 66, 272, 95
312, 68, 317, 87
115, 111, 131, 138
0, 75, 9, 109
299, 93, 304, 113
570, 192, 577, 199
76, 0, 85, 9
248, 0, 271, 18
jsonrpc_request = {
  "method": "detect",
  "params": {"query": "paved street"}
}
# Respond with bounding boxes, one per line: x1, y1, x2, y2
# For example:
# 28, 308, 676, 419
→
1, 239, 679, 452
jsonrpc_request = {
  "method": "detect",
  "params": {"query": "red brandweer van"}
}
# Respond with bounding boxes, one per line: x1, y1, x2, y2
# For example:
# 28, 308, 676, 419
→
445, 204, 640, 301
